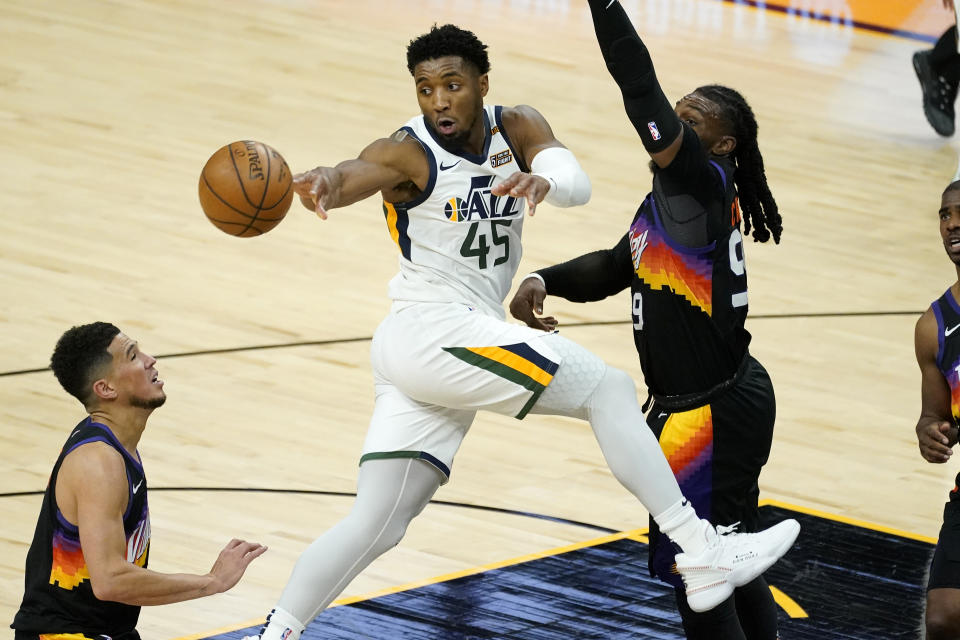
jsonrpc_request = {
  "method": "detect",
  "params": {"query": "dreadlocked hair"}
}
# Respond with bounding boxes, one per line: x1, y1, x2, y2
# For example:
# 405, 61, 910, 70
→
696, 84, 782, 244
406, 24, 490, 76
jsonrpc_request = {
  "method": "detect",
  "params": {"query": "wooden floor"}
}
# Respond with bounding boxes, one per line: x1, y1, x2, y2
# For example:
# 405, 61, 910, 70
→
1, 0, 958, 637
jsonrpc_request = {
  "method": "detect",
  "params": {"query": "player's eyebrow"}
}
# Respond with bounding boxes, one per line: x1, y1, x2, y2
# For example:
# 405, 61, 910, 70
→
125, 342, 137, 358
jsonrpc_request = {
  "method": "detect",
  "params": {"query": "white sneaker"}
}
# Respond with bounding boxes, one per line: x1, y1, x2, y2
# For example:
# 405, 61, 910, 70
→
674, 518, 800, 613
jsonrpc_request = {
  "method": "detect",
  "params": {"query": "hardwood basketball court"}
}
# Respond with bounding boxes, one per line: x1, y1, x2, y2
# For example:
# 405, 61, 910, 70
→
0, 0, 957, 637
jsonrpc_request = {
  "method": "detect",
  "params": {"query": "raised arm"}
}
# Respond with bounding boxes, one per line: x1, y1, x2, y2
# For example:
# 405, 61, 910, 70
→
60, 443, 266, 606
588, 0, 684, 168
293, 131, 429, 219
915, 309, 958, 463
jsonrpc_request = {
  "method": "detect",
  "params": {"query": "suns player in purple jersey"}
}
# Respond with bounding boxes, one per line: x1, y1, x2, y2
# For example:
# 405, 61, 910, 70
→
511, 2, 785, 639
915, 181, 960, 640
247, 23, 799, 640
11, 322, 266, 640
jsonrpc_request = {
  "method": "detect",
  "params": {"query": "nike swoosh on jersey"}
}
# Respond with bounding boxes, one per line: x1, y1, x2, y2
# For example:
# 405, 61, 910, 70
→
439, 160, 461, 171
947, 324, 960, 337
132, 480, 143, 493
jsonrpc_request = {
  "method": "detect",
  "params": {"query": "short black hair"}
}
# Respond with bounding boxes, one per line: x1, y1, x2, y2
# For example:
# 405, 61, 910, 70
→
945, 179, 960, 197
406, 24, 490, 76
50, 322, 120, 407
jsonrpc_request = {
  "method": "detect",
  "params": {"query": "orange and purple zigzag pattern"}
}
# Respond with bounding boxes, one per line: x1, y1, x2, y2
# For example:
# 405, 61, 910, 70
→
49, 529, 89, 590
631, 217, 713, 316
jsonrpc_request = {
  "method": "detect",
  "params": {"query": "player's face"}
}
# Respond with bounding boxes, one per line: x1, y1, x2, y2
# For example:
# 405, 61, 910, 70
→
940, 188, 960, 265
105, 333, 166, 409
675, 93, 735, 156
414, 56, 488, 153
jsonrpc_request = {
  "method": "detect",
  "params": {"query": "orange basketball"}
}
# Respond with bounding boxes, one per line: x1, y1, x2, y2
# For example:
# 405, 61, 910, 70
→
198, 140, 294, 237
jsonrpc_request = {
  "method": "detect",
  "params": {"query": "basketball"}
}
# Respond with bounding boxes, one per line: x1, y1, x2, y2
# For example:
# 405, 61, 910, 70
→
198, 140, 294, 237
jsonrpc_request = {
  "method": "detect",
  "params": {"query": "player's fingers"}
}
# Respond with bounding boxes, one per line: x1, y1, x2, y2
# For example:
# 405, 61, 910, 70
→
491, 173, 521, 196
299, 194, 315, 211
532, 289, 546, 315
292, 171, 313, 185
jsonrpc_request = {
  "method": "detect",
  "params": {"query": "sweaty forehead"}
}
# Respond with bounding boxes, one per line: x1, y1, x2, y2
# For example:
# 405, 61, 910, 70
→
943, 188, 960, 211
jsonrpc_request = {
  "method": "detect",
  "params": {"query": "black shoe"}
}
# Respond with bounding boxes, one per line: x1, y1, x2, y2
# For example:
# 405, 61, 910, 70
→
914, 49, 958, 136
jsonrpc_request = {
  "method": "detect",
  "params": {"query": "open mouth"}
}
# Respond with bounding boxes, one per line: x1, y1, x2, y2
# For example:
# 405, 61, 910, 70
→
436, 117, 457, 136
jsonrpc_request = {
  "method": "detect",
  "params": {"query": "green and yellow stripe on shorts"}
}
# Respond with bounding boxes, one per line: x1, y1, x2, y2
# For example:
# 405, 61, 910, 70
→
443, 341, 560, 418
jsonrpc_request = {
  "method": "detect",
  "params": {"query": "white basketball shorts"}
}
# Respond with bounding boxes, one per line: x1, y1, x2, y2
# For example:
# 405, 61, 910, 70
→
361, 301, 572, 481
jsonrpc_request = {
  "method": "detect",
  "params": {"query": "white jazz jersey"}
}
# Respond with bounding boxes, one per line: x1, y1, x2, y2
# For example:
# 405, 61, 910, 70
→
383, 105, 527, 318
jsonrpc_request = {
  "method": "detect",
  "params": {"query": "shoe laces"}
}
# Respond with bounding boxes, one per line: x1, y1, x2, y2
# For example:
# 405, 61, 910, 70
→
716, 521, 741, 536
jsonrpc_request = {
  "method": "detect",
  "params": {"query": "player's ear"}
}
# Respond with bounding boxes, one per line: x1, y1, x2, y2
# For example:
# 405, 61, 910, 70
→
712, 135, 736, 157
92, 378, 117, 401
478, 73, 489, 98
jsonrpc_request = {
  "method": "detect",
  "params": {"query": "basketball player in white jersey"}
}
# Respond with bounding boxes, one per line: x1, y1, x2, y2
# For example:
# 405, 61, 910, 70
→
249, 24, 799, 640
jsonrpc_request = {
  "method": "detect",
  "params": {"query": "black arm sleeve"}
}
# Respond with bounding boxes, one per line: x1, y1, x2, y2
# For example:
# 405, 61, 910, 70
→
588, 0, 682, 153
535, 234, 633, 303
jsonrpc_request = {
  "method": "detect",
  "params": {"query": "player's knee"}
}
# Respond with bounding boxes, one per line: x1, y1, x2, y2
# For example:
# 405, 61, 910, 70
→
927, 610, 960, 639
926, 598, 960, 640
353, 511, 411, 553
593, 366, 637, 404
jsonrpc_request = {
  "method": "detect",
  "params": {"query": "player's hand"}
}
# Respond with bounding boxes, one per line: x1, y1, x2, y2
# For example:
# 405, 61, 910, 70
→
491, 172, 551, 216
917, 420, 957, 463
509, 276, 557, 332
293, 167, 339, 220
207, 539, 268, 594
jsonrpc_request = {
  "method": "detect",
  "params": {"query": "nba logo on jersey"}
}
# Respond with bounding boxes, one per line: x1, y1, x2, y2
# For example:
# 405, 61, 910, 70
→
647, 121, 661, 141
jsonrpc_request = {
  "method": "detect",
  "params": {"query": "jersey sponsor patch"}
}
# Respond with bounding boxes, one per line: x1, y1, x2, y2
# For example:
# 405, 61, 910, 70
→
490, 149, 513, 168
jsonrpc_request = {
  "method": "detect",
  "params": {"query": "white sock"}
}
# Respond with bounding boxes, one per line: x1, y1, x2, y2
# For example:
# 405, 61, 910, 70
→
259, 607, 305, 640
653, 499, 711, 556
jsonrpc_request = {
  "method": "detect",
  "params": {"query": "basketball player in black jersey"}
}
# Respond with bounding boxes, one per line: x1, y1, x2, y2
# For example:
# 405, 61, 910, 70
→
11, 322, 266, 640
511, 2, 784, 638
915, 181, 960, 639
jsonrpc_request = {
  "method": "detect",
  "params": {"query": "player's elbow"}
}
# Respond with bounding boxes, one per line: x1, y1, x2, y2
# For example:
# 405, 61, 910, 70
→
532, 147, 592, 208
567, 172, 591, 207
90, 576, 120, 602
89, 569, 135, 604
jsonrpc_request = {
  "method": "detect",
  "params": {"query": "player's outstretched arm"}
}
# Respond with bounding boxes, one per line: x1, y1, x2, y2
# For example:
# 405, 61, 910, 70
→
915, 310, 959, 463
587, 0, 684, 167
293, 133, 428, 219
509, 235, 633, 329
63, 444, 267, 606
491, 105, 590, 215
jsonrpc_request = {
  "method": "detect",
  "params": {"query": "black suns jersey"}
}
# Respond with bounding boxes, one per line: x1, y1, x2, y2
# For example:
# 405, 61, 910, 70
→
930, 288, 960, 501
12, 418, 150, 637
626, 127, 750, 401
537, 125, 751, 404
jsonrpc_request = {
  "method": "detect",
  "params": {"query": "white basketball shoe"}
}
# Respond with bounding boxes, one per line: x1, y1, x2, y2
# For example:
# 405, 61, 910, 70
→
674, 518, 800, 612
